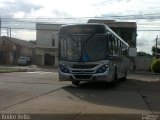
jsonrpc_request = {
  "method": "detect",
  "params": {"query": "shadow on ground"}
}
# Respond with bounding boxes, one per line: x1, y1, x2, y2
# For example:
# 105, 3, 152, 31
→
63, 78, 160, 112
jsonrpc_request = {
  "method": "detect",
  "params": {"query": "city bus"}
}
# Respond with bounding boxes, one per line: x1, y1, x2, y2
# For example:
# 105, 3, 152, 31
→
58, 23, 130, 86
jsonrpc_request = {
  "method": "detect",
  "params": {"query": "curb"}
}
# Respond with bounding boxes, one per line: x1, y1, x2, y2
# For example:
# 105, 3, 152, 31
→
131, 71, 160, 75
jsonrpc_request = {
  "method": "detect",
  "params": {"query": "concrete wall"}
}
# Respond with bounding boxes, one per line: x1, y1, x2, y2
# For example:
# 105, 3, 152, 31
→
34, 48, 58, 66
35, 23, 62, 66
36, 24, 61, 48
20, 47, 33, 57
135, 56, 153, 71
36, 30, 57, 47
34, 49, 44, 65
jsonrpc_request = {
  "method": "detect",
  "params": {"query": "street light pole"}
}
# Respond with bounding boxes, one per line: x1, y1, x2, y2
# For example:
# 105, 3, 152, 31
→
0, 17, 1, 37
156, 35, 158, 54
10, 28, 11, 38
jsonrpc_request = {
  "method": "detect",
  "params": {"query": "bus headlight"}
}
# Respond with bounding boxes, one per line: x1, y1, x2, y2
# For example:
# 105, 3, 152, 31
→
96, 64, 108, 73
59, 64, 70, 73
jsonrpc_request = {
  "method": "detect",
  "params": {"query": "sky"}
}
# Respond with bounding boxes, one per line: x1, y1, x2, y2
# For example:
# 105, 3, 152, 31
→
1, 0, 160, 54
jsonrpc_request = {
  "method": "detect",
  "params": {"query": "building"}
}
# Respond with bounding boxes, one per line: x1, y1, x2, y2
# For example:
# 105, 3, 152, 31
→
35, 23, 63, 66
35, 20, 137, 68
0, 36, 35, 65
88, 19, 137, 70
88, 19, 137, 48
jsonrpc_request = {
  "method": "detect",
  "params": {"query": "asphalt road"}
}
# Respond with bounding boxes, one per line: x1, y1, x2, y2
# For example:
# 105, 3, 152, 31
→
0, 71, 160, 120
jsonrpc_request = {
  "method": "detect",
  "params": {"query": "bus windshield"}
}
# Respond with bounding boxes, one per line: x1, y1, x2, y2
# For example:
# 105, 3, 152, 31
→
59, 34, 108, 62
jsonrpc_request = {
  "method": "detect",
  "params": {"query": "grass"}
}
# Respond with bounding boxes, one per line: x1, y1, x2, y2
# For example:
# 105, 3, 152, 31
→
0, 67, 27, 73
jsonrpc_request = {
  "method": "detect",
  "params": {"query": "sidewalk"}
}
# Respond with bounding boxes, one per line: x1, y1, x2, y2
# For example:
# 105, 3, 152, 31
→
131, 70, 160, 75
0, 65, 58, 73
0, 65, 160, 75
27, 65, 58, 72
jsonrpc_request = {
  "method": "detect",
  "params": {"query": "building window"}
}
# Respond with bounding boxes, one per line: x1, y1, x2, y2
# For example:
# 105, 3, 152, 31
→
52, 39, 55, 46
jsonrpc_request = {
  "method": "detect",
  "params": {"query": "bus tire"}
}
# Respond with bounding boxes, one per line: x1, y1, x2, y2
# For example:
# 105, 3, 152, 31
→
109, 68, 118, 87
72, 81, 80, 86
122, 67, 127, 81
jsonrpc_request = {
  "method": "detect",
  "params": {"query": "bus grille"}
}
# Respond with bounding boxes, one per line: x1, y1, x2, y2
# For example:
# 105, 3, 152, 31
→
72, 64, 97, 69
71, 70, 94, 74
74, 75, 92, 79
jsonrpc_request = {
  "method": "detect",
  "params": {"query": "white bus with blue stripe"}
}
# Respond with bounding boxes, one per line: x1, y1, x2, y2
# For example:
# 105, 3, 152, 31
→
58, 23, 130, 86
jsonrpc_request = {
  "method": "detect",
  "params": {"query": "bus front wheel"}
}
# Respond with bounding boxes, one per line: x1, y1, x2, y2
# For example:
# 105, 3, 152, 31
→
109, 69, 118, 87
121, 67, 127, 81
72, 81, 80, 86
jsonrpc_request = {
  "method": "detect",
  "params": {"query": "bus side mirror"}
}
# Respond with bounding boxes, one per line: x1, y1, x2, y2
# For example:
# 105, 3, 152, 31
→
129, 48, 137, 57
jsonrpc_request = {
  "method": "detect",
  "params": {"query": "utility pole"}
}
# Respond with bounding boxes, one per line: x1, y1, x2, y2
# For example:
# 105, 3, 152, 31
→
7, 28, 9, 37
0, 17, 1, 37
10, 28, 11, 38
155, 35, 158, 54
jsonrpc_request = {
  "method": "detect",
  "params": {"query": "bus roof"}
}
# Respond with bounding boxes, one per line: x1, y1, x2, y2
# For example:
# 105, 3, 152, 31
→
60, 23, 107, 29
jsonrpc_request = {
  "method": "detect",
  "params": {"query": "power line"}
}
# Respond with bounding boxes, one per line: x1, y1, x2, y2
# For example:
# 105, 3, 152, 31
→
137, 30, 160, 31
2, 16, 160, 31
1, 13, 160, 19
1, 27, 35, 30
1, 14, 160, 20
2, 19, 160, 26
2, 27, 160, 32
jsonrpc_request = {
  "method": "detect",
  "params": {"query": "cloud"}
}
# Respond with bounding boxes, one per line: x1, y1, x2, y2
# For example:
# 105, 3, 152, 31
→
137, 31, 158, 53
1, 0, 160, 54
11, 30, 36, 40
0, 0, 42, 17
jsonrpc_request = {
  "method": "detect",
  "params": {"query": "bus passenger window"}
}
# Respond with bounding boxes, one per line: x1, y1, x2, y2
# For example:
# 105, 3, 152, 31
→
122, 44, 128, 56
118, 42, 122, 56
108, 40, 113, 55
123, 49, 128, 56
112, 38, 119, 55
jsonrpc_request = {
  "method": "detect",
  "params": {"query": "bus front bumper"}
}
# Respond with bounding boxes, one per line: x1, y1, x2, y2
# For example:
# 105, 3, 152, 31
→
59, 71, 113, 82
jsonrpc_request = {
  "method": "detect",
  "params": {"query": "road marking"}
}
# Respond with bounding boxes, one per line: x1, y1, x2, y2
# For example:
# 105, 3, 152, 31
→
0, 87, 63, 111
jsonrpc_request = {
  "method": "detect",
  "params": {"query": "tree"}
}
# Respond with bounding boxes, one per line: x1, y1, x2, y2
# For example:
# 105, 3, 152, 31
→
29, 40, 36, 45
152, 46, 160, 54
151, 59, 160, 73
137, 51, 152, 56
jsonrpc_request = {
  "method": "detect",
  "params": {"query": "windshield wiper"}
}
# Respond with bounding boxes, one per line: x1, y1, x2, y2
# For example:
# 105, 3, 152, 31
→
82, 33, 96, 46
68, 34, 76, 41
68, 34, 81, 47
